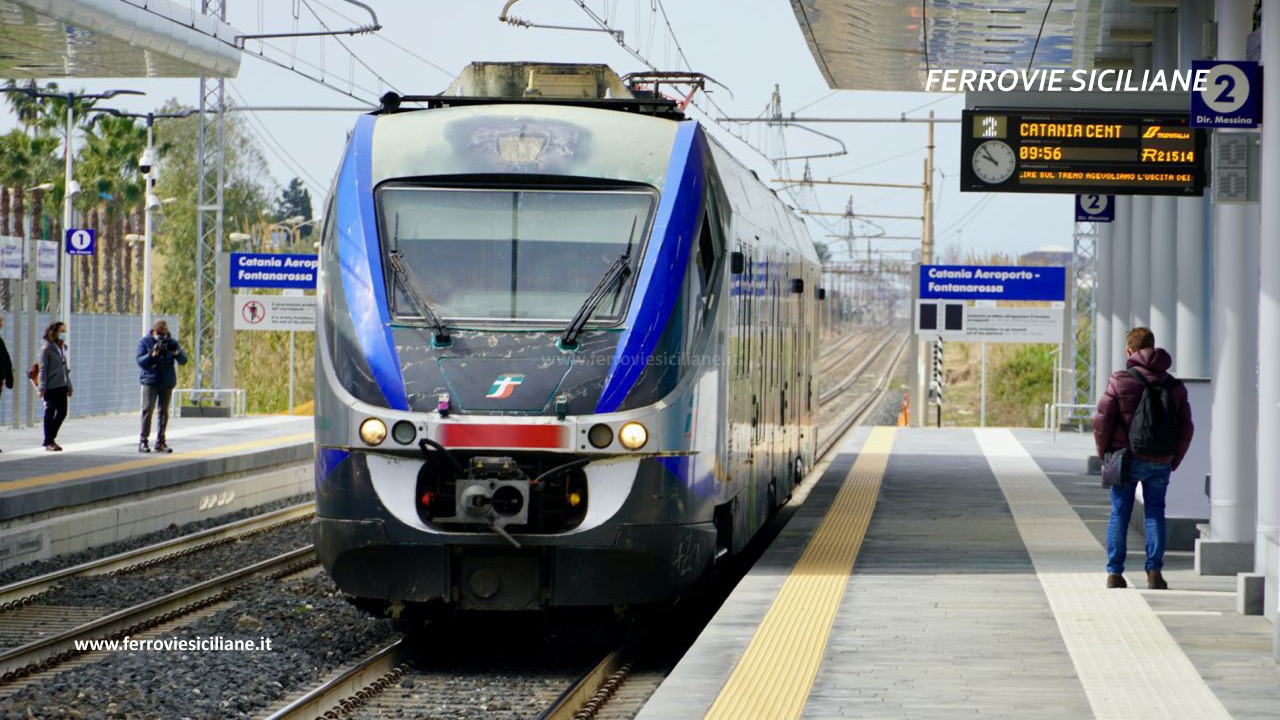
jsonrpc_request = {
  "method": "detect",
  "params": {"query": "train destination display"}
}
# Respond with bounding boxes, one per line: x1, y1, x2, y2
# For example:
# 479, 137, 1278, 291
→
960, 110, 1206, 196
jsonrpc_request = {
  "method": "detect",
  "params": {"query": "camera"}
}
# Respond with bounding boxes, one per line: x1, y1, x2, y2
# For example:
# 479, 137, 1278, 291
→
138, 147, 158, 176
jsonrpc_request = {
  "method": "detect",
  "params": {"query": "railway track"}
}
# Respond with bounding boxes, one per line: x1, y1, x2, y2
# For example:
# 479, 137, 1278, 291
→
0, 503, 317, 687
3, 324, 907, 718
817, 329, 911, 456
261, 323, 911, 720
0, 504, 315, 655
260, 633, 610, 720
0, 502, 314, 614
538, 326, 912, 720
0, 546, 317, 683
816, 327, 871, 376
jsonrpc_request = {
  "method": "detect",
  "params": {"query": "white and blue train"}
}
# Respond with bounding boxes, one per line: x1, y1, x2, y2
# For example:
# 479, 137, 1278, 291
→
313, 63, 824, 617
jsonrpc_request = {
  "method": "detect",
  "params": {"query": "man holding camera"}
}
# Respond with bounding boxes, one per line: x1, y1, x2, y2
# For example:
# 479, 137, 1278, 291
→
137, 320, 187, 453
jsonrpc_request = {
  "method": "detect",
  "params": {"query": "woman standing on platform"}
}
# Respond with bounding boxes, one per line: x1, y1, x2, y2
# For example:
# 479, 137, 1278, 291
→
37, 321, 72, 452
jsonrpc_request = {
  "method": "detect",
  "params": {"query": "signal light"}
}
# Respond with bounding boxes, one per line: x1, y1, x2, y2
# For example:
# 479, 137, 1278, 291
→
567, 491, 582, 508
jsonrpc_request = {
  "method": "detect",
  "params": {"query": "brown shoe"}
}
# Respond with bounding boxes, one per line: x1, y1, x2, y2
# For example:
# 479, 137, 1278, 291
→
1106, 574, 1127, 589
1146, 570, 1168, 590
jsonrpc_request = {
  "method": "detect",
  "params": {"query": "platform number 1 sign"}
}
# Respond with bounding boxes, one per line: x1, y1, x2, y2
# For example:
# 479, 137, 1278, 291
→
65, 228, 95, 255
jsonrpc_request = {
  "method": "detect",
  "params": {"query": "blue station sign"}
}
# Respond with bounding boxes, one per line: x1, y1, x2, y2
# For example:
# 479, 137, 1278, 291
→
1191, 60, 1262, 128
1075, 193, 1114, 222
230, 253, 318, 289
65, 228, 95, 255
919, 264, 1066, 302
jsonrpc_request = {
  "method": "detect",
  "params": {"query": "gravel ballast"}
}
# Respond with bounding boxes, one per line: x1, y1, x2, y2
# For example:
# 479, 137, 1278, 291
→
1, 573, 394, 720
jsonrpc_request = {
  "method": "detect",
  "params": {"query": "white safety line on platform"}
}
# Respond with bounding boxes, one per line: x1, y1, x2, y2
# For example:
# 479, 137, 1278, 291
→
975, 429, 1233, 720
0, 416, 311, 461
1155, 611, 1225, 617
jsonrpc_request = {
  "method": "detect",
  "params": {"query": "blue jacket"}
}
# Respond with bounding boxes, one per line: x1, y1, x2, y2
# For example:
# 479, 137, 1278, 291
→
137, 334, 188, 388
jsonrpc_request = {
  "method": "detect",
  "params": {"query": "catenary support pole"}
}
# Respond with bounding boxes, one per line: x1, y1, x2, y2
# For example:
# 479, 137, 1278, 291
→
1177, 0, 1211, 377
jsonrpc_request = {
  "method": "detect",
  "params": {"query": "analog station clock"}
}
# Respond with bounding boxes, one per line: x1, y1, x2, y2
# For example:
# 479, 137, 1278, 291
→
971, 140, 1016, 184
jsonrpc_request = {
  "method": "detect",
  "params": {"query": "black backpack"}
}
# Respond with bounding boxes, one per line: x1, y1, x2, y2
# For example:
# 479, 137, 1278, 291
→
1125, 368, 1182, 456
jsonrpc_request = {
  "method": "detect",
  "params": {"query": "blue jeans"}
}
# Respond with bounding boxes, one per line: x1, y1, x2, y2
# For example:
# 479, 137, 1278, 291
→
1106, 458, 1171, 574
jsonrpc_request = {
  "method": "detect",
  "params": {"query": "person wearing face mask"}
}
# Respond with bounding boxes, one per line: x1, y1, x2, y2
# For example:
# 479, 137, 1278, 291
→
38, 321, 72, 451
136, 320, 187, 453
0, 317, 12, 451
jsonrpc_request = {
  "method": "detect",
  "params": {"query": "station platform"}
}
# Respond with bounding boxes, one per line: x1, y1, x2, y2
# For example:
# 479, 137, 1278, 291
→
640, 427, 1279, 720
0, 413, 314, 569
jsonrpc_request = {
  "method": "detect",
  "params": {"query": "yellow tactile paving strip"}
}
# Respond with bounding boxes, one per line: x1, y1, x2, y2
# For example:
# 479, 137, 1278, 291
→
0, 433, 313, 492
704, 426, 894, 720
975, 428, 1233, 720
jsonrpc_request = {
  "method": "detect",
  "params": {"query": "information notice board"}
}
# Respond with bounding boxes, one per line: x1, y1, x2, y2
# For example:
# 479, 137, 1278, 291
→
961, 109, 1206, 196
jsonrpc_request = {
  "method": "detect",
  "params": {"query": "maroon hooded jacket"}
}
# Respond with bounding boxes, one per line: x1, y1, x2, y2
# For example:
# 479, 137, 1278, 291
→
1092, 347, 1194, 470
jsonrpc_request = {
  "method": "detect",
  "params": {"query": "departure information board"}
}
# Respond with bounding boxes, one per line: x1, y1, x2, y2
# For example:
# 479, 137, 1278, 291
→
960, 110, 1206, 196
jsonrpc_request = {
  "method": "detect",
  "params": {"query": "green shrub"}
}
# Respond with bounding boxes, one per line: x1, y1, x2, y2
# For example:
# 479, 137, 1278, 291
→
989, 344, 1055, 427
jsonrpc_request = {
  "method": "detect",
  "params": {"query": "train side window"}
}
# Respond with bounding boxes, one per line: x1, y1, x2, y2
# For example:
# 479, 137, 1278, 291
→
697, 215, 719, 290
319, 196, 335, 247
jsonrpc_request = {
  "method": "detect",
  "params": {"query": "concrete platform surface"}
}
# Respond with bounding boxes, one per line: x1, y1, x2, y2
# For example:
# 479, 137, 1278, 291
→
640, 428, 1279, 720
0, 414, 314, 521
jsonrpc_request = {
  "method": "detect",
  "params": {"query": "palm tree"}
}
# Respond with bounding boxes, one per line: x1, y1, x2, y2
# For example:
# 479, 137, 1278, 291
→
0, 131, 62, 310
77, 113, 147, 312
4, 82, 99, 311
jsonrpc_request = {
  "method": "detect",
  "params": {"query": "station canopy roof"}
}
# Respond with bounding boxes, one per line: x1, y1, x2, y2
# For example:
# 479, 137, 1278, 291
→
0, 0, 240, 78
790, 0, 1175, 91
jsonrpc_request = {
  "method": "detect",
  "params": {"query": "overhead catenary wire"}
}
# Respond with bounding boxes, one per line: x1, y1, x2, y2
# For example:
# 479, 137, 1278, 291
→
309, 0, 455, 81
132, 0, 393, 103
301, 0, 399, 94
227, 84, 328, 196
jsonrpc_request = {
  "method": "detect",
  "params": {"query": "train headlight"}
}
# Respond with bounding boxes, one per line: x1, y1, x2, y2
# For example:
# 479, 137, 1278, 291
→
359, 418, 387, 446
392, 420, 417, 445
618, 422, 648, 450
587, 423, 613, 449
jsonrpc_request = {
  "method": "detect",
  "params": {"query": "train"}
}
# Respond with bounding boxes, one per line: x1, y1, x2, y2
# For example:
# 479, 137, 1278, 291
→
312, 63, 824, 618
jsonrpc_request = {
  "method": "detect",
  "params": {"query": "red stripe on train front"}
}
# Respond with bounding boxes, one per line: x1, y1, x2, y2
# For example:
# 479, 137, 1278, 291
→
437, 424, 568, 449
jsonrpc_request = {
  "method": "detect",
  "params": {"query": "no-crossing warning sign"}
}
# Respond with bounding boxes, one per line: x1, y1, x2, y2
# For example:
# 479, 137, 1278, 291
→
233, 294, 316, 332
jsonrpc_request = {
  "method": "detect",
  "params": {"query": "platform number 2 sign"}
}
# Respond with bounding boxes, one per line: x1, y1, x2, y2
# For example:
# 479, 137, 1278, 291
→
1075, 194, 1114, 223
1191, 60, 1261, 128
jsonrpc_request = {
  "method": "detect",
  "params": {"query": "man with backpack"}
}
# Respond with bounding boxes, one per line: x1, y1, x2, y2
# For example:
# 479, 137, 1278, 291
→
1093, 327, 1194, 590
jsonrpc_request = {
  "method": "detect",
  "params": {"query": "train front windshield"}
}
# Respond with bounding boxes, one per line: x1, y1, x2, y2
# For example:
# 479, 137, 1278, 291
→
378, 187, 654, 325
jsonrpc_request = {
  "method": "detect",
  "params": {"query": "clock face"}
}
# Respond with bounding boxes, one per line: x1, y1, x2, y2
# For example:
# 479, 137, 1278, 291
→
971, 140, 1017, 184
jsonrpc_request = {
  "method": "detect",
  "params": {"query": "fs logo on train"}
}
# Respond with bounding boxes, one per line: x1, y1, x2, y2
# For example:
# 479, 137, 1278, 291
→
485, 374, 526, 399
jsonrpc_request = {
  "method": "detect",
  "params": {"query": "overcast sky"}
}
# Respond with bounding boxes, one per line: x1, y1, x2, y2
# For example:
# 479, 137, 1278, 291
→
0, 1, 1075, 261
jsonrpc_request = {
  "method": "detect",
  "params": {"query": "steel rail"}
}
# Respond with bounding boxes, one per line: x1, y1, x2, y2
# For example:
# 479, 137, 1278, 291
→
262, 639, 413, 720
816, 329, 870, 375
536, 648, 630, 720
818, 332, 910, 458
0, 503, 315, 612
0, 546, 316, 682
818, 330, 899, 406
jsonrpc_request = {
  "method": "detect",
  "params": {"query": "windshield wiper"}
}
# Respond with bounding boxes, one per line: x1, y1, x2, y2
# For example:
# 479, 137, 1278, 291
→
560, 218, 638, 350
387, 249, 451, 345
